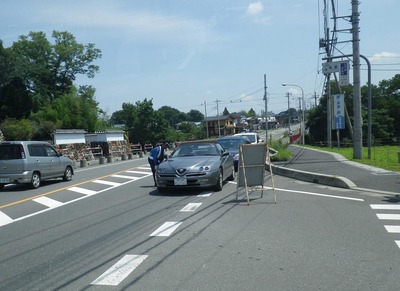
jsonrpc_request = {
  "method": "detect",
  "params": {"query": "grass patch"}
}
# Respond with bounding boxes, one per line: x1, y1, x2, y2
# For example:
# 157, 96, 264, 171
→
269, 139, 291, 161
305, 145, 400, 172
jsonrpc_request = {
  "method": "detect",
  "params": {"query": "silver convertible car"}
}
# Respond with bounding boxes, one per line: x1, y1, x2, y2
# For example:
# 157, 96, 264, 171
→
156, 141, 234, 192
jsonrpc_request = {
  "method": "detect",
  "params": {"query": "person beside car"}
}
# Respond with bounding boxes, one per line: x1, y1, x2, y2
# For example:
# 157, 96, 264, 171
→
148, 142, 168, 186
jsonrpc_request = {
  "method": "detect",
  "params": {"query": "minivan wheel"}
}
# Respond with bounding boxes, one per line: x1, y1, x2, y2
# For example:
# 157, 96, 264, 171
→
0, 184, 4, 190
30, 172, 41, 189
63, 166, 73, 181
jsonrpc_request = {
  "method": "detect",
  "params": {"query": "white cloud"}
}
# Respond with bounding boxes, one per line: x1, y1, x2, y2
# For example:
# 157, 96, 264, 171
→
246, 2, 264, 16
245, 1, 270, 24
369, 51, 400, 63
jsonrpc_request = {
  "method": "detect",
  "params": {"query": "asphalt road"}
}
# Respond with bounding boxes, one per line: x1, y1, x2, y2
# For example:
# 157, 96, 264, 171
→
0, 157, 399, 290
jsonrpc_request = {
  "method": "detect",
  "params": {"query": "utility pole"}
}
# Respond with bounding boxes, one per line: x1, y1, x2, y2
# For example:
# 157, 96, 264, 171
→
352, 0, 363, 159
203, 101, 209, 139
263, 74, 268, 142
286, 92, 291, 133
215, 99, 221, 138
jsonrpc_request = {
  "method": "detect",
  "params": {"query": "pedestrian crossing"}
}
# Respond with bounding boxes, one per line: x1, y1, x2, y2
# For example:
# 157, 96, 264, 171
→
91, 191, 212, 287
0, 166, 153, 227
370, 204, 400, 249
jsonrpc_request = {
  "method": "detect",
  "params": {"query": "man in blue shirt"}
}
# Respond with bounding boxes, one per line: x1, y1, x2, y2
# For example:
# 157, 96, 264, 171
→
148, 142, 168, 186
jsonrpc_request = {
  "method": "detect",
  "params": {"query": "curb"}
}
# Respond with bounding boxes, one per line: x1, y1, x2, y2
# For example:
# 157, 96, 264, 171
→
267, 163, 357, 189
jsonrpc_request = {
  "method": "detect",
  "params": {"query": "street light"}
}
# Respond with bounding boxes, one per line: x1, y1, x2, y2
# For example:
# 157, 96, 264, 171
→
282, 83, 305, 145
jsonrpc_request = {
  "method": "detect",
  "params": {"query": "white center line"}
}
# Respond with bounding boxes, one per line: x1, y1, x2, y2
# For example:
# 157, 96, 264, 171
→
150, 221, 182, 237
91, 255, 148, 286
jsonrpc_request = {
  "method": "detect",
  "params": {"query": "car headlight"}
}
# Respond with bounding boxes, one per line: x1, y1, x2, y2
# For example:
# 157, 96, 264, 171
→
233, 154, 239, 160
157, 167, 167, 173
199, 166, 211, 172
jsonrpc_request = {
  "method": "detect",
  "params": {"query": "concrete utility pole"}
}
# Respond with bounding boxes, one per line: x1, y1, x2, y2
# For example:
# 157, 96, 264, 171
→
263, 74, 268, 142
282, 83, 305, 145
215, 99, 221, 138
286, 92, 291, 133
203, 101, 209, 139
352, 0, 363, 159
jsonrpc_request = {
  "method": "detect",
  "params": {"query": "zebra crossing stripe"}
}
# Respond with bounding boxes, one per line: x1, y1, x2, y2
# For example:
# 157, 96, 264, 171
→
93, 180, 122, 186
111, 174, 139, 179
370, 204, 400, 210
376, 213, 400, 220
68, 187, 97, 195
125, 170, 151, 175
33, 196, 63, 208
180, 203, 202, 212
0, 211, 13, 226
91, 255, 148, 286
150, 221, 182, 237
384, 225, 400, 233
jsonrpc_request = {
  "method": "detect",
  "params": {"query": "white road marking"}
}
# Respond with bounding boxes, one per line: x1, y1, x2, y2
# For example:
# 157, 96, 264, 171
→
125, 170, 151, 175
396, 241, 400, 249
370, 204, 400, 210
68, 187, 97, 195
384, 225, 400, 233
180, 203, 202, 212
91, 255, 148, 286
93, 180, 122, 186
197, 191, 212, 197
269, 186, 364, 201
111, 174, 139, 180
33, 196, 63, 208
376, 214, 400, 220
150, 221, 182, 237
0, 211, 13, 226
136, 167, 150, 170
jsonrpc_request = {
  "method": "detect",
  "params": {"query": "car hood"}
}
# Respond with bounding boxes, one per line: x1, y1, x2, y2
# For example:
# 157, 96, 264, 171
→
160, 156, 220, 172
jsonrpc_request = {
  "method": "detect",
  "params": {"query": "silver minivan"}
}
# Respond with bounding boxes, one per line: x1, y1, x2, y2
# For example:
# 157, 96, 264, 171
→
0, 141, 74, 189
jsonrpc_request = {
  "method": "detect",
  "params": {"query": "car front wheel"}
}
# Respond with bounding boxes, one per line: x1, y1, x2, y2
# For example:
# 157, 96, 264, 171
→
214, 169, 223, 191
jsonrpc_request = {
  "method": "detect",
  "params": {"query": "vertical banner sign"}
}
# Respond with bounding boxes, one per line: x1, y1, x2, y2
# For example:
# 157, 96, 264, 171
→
339, 61, 350, 86
333, 94, 345, 129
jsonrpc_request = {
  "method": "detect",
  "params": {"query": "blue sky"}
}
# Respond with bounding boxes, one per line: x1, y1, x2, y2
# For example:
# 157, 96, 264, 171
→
1, 0, 399, 117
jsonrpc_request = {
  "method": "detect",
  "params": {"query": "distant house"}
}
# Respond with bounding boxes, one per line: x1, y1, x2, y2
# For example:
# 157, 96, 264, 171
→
204, 114, 246, 137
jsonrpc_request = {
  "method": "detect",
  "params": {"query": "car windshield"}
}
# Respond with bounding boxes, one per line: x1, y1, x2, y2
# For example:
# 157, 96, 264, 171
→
218, 139, 244, 151
240, 135, 256, 143
171, 143, 218, 157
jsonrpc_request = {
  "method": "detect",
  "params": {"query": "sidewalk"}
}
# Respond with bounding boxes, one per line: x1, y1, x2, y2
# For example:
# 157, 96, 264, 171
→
270, 145, 400, 195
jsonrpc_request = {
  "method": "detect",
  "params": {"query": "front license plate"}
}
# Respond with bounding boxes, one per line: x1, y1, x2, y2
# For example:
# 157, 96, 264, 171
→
0, 177, 10, 183
174, 178, 187, 185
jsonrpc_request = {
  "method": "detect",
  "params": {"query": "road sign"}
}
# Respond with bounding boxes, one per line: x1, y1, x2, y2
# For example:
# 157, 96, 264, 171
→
333, 94, 345, 130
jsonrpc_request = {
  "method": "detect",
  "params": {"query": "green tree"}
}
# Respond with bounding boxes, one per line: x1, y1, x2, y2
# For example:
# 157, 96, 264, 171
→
247, 108, 256, 117
116, 99, 170, 145
1, 31, 101, 115
157, 106, 182, 127
0, 118, 35, 140
187, 109, 204, 122
222, 107, 230, 116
